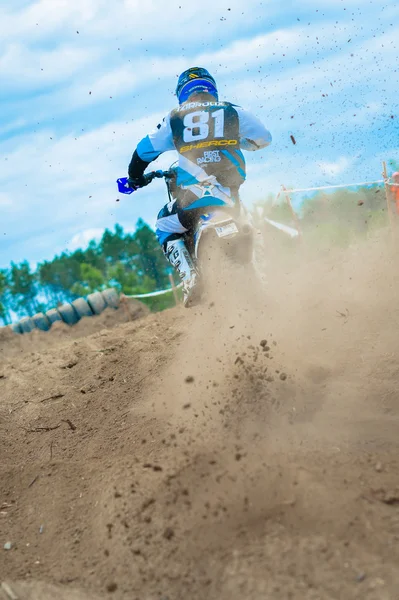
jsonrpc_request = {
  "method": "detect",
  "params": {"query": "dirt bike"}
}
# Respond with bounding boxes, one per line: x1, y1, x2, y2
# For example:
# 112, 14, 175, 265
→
117, 169, 256, 302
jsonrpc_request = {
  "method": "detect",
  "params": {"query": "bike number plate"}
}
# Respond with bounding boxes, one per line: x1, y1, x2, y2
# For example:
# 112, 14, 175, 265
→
215, 222, 239, 238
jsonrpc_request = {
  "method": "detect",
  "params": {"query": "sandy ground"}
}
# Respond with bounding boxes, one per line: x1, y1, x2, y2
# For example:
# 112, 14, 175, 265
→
1, 231, 399, 600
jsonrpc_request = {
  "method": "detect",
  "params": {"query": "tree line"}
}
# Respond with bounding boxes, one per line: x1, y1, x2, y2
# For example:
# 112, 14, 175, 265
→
0, 220, 172, 325
254, 183, 391, 248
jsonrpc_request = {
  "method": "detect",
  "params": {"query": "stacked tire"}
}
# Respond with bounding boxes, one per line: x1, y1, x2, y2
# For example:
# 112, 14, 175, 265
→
46, 308, 62, 325
101, 288, 120, 309
87, 292, 107, 315
32, 312, 51, 331
72, 297, 93, 318
19, 317, 35, 334
9, 288, 120, 335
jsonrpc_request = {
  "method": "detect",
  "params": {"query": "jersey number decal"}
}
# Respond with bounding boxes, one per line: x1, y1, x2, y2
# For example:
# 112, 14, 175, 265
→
182, 109, 225, 143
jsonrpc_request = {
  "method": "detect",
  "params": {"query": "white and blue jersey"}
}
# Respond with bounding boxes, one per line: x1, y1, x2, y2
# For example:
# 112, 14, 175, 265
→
129, 99, 271, 248
135, 101, 272, 193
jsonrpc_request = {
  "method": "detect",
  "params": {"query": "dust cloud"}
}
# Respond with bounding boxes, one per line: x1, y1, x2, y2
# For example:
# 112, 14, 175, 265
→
1, 229, 399, 600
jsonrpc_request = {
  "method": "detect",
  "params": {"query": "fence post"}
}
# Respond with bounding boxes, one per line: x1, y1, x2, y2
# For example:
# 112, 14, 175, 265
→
382, 161, 396, 243
282, 185, 303, 239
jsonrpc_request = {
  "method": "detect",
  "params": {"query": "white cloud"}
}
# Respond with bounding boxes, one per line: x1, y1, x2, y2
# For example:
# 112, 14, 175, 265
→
0, 193, 14, 208
300, 0, 374, 5
2, 6, 396, 128
317, 156, 353, 177
224, 23, 399, 121
0, 43, 100, 88
0, 0, 274, 47
67, 228, 104, 251
0, 110, 166, 243
0, 0, 99, 42
0, 118, 27, 137
195, 21, 362, 77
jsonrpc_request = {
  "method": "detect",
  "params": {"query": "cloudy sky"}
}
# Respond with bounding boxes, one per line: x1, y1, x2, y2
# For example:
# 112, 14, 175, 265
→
1, 0, 398, 267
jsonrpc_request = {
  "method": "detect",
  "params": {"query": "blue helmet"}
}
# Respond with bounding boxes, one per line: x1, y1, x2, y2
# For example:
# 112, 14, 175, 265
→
176, 67, 218, 104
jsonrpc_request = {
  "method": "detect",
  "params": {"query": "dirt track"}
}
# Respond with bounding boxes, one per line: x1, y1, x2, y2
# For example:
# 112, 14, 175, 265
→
1, 233, 399, 600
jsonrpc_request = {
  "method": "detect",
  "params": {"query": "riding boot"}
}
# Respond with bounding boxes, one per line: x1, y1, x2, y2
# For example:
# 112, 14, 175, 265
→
164, 239, 200, 307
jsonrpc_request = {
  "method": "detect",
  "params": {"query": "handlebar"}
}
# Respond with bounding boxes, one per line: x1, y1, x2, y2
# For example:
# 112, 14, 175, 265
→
143, 169, 174, 185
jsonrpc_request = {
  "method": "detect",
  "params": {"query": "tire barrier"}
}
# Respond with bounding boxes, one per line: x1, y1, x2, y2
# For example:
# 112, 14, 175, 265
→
72, 297, 93, 318
7, 287, 120, 335
87, 291, 106, 315
32, 312, 51, 331
19, 316, 35, 334
101, 287, 120, 309
7, 285, 179, 335
46, 308, 63, 324
10, 322, 22, 335
57, 303, 79, 326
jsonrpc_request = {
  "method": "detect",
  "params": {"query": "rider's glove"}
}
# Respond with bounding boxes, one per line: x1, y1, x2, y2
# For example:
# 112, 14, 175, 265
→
127, 175, 149, 190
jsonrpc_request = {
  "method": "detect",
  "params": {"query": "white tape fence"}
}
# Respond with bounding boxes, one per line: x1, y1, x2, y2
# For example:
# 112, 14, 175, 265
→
274, 162, 399, 240
124, 283, 182, 299
285, 179, 384, 194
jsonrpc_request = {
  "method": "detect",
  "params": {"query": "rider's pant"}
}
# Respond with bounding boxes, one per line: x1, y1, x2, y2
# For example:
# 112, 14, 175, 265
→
155, 200, 201, 249
155, 186, 240, 250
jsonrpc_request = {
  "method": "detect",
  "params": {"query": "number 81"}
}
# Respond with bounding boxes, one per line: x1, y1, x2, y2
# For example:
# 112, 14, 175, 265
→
183, 109, 225, 143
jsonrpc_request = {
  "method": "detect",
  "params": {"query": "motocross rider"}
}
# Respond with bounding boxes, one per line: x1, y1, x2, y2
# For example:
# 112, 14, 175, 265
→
127, 67, 272, 306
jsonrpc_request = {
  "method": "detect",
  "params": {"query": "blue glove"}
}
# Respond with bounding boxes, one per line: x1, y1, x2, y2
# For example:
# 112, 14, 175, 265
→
127, 175, 149, 190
